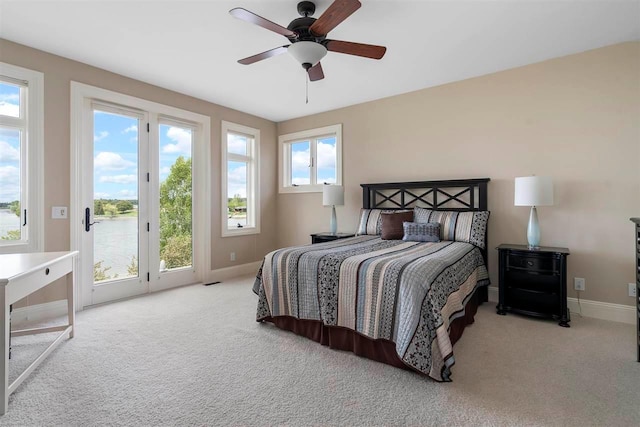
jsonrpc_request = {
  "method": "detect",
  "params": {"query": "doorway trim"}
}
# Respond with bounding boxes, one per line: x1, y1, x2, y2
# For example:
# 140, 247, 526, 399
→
70, 82, 211, 310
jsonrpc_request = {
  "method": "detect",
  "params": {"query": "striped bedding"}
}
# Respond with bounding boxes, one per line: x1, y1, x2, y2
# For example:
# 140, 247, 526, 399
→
253, 235, 490, 381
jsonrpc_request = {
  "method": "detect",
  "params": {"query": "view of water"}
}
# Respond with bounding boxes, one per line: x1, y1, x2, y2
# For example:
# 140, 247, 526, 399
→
0, 209, 20, 239
2, 209, 245, 279
94, 217, 138, 278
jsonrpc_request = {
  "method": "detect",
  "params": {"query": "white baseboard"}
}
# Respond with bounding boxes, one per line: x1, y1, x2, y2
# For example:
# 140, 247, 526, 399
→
11, 300, 68, 327
487, 286, 635, 325
206, 261, 262, 284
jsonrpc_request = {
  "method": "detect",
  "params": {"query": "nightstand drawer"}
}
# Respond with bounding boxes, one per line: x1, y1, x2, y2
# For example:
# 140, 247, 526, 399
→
508, 252, 555, 273
506, 288, 560, 316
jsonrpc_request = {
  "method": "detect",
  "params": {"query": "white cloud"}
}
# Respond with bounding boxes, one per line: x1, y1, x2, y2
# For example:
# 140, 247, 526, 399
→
0, 102, 19, 117
0, 165, 20, 201
227, 134, 247, 155
0, 93, 19, 103
94, 192, 111, 199
99, 174, 137, 184
118, 189, 137, 199
316, 141, 336, 169
123, 125, 137, 134
227, 164, 247, 198
291, 147, 310, 172
0, 141, 19, 162
94, 131, 109, 142
94, 152, 135, 170
162, 126, 192, 155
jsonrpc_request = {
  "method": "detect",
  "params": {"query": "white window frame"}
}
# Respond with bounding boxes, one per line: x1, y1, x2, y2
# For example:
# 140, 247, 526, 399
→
0, 63, 44, 254
221, 120, 260, 237
278, 124, 342, 194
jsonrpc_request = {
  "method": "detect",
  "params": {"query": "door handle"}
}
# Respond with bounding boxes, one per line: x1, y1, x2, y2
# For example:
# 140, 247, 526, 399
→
85, 207, 98, 232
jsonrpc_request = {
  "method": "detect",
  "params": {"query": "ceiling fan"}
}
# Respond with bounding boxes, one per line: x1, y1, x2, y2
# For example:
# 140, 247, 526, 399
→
229, 0, 387, 82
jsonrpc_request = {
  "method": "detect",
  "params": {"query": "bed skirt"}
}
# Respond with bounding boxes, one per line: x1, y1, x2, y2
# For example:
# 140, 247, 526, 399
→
260, 288, 482, 375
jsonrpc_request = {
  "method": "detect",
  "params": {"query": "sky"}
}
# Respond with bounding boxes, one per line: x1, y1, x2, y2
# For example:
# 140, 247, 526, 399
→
93, 110, 192, 201
0, 82, 21, 204
0, 80, 337, 205
290, 137, 337, 186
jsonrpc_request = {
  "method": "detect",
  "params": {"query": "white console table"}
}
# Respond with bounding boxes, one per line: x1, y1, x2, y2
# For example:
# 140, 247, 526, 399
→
0, 251, 78, 415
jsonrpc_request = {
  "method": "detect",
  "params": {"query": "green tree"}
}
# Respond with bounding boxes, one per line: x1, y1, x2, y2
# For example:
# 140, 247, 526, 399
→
161, 235, 192, 269
0, 229, 20, 241
227, 193, 245, 215
94, 199, 105, 216
94, 260, 112, 282
159, 156, 192, 259
9, 200, 20, 217
103, 203, 117, 218
127, 256, 138, 276
116, 200, 134, 213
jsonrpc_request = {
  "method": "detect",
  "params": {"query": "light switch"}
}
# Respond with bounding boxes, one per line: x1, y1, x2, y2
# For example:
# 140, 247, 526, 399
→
52, 206, 68, 219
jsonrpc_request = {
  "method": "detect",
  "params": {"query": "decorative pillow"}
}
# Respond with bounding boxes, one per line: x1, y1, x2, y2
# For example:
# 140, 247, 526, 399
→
402, 222, 441, 242
413, 207, 490, 249
380, 211, 414, 240
356, 209, 411, 236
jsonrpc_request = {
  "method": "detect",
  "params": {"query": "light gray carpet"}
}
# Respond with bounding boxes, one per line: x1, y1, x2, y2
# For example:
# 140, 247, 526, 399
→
1, 276, 638, 426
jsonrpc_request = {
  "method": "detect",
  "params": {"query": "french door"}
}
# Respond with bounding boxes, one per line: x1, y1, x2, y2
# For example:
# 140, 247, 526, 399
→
75, 89, 207, 307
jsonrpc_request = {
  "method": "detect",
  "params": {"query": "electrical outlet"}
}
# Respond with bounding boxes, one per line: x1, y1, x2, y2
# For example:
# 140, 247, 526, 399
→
230, 252, 236, 262
629, 283, 637, 298
51, 206, 67, 219
574, 277, 585, 291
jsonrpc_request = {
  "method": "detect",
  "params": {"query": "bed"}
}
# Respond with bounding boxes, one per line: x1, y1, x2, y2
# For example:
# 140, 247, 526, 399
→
253, 178, 491, 381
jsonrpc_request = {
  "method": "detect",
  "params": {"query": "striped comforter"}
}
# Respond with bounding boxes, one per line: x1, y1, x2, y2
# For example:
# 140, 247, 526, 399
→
253, 235, 489, 381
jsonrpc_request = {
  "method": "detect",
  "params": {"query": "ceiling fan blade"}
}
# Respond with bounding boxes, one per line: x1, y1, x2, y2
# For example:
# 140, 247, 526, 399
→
308, 62, 325, 82
325, 40, 386, 60
309, 0, 361, 37
238, 46, 289, 65
230, 8, 297, 38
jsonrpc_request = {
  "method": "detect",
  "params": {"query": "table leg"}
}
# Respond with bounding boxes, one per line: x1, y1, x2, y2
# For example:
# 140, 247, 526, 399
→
0, 289, 9, 415
67, 269, 75, 339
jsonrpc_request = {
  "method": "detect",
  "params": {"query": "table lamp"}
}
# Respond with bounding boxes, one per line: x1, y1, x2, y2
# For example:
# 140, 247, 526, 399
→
322, 185, 344, 235
514, 176, 554, 249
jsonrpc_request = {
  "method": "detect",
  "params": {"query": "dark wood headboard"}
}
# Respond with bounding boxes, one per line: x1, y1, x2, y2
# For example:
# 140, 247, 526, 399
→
360, 178, 490, 211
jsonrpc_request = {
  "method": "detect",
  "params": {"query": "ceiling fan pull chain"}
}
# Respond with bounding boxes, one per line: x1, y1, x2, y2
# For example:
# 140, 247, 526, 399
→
305, 72, 309, 104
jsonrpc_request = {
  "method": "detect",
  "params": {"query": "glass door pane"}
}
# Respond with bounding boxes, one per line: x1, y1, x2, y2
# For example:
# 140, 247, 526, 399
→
158, 123, 193, 271
93, 110, 140, 283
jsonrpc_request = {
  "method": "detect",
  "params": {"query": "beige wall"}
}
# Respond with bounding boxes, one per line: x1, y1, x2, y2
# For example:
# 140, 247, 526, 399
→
0, 39, 279, 305
277, 42, 640, 307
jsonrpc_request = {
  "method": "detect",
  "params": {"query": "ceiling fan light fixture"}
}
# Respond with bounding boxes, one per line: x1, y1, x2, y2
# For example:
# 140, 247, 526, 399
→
288, 41, 327, 68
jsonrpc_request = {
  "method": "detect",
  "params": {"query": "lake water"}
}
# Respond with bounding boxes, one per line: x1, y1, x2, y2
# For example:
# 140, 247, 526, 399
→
0, 209, 20, 239
94, 217, 138, 278
2, 209, 244, 278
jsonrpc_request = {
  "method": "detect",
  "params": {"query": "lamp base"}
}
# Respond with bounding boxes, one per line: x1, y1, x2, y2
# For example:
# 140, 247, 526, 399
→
329, 205, 337, 235
527, 206, 541, 248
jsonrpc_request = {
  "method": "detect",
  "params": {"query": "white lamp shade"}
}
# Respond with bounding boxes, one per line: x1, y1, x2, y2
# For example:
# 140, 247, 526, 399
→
323, 185, 344, 206
288, 41, 327, 66
514, 176, 554, 206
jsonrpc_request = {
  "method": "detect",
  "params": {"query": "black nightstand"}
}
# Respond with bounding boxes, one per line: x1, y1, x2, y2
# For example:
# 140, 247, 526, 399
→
311, 232, 355, 244
496, 244, 571, 327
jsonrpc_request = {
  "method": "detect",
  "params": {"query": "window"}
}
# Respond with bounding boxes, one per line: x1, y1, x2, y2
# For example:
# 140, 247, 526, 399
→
278, 124, 342, 193
221, 121, 260, 236
0, 63, 43, 253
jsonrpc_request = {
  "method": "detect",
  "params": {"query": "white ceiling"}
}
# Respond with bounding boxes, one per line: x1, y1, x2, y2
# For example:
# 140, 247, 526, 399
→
1, 0, 639, 122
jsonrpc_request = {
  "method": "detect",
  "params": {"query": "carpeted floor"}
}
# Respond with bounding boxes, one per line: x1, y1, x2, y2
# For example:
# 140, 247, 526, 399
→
1, 275, 638, 426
